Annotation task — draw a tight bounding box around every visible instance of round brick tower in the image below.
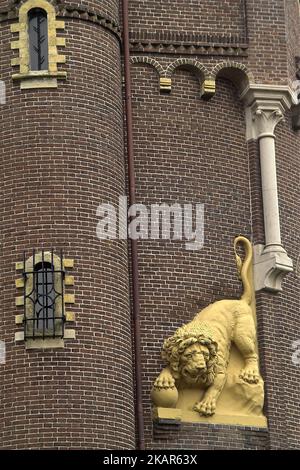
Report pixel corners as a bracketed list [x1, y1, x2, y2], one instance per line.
[0, 0, 135, 449]
[1, 0, 300, 452]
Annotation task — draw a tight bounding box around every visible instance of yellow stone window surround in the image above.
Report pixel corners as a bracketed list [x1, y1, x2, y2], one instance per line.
[15, 252, 76, 349]
[11, 0, 67, 89]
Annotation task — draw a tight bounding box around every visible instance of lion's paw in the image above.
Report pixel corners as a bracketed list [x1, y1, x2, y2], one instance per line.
[154, 372, 175, 390]
[239, 367, 260, 384]
[193, 398, 216, 416]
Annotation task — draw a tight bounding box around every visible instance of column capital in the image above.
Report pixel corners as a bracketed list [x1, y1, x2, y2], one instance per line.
[241, 84, 297, 140]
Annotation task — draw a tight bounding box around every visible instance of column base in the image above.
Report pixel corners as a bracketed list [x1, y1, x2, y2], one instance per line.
[253, 244, 293, 292]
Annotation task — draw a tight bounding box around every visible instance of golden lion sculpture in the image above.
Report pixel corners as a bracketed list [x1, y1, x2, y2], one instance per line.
[152, 236, 262, 417]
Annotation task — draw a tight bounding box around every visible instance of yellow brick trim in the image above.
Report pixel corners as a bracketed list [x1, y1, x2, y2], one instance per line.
[55, 54, 66, 64]
[64, 329, 76, 340]
[66, 312, 75, 322]
[65, 294, 75, 304]
[56, 37, 66, 47]
[65, 275, 74, 286]
[15, 278, 24, 288]
[63, 259, 74, 268]
[11, 23, 20, 33]
[16, 296, 24, 306]
[11, 41, 20, 50]
[15, 314, 24, 325]
[55, 20, 65, 30]
[15, 331, 25, 342]
[11, 0, 67, 89]
[200, 79, 216, 101]
[11, 57, 20, 66]
[15, 261, 24, 270]
[160, 77, 172, 93]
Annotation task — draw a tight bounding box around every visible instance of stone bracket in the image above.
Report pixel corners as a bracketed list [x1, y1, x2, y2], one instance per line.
[253, 244, 293, 292]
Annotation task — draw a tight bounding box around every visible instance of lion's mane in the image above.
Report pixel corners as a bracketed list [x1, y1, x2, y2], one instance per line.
[162, 321, 218, 386]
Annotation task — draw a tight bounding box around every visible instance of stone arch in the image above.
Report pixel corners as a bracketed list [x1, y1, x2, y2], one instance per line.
[130, 56, 164, 77]
[212, 61, 255, 93]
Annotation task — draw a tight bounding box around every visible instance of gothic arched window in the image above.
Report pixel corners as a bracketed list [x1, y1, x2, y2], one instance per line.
[28, 8, 49, 71]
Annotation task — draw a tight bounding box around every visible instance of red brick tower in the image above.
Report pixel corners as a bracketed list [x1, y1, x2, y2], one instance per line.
[0, 0, 135, 449]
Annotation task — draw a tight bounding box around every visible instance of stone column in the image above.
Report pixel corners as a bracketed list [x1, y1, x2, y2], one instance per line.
[241, 85, 297, 292]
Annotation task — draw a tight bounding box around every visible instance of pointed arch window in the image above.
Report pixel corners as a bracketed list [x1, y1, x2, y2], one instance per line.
[28, 8, 49, 71]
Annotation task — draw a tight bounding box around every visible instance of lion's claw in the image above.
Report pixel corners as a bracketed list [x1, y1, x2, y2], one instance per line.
[193, 398, 216, 416]
[239, 367, 259, 384]
[154, 373, 175, 390]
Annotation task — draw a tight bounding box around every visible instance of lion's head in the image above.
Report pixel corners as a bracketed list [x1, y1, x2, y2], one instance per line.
[162, 322, 218, 386]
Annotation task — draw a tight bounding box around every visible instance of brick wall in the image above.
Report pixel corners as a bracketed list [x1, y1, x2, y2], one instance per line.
[0, 0, 299, 451]
[0, 4, 135, 448]
[128, 0, 246, 38]
[128, 2, 300, 450]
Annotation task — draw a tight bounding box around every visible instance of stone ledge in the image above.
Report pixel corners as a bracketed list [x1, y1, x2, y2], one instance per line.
[153, 407, 268, 428]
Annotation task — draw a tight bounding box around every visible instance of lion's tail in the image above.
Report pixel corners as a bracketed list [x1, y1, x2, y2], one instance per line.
[234, 236, 253, 305]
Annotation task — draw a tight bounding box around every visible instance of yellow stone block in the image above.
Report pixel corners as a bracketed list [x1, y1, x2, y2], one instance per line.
[15, 278, 24, 288]
[11, 57, 20, 66]
[66, 312, 75, 322]
[48, 63, 58, 73]
[65, 275, 74, 286]
[64, 329, 76, 340]
[11, 41, 20, 50]
[15, 331, 25, 342]
[15, 314, 24, 325]
[65, 294, 75, 304]
[200, 79, 216, 101]
[160, 77, 172, 92]
[15, 261, 24, 270]
[15, 296, 24, 306]
[63, 259, 74, 268]
[56, 37, 66, 47]
[10, 23, 20, 33]
[56, 55, 66, 64]
[55, 21, 65, 30]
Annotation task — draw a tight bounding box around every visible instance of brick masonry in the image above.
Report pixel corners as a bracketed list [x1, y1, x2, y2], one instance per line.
[0, 0, 299, 450]
[0, 0, 135, 449]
